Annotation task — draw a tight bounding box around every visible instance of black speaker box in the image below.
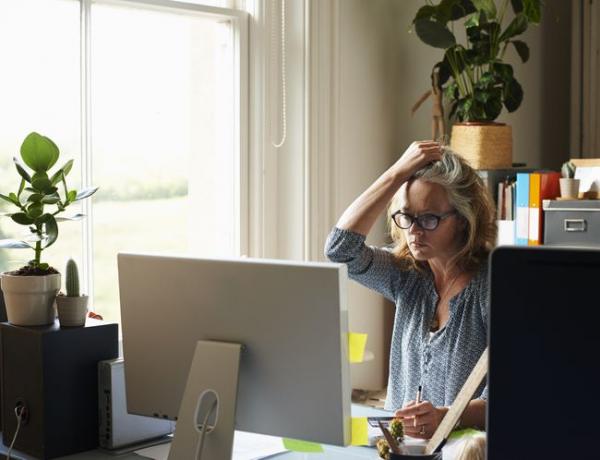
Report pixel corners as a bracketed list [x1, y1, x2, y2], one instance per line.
[0, 319, 118, 459]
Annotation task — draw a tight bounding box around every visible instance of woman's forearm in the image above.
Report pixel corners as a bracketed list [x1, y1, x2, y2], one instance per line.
[336, 166, 407, 235]
[458, 399, 486, 430]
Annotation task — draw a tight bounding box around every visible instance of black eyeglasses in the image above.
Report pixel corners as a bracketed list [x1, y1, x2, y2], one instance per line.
[391, 210, 456, 231]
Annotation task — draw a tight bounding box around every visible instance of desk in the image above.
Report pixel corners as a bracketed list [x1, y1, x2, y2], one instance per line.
[0, 405, 475, 460]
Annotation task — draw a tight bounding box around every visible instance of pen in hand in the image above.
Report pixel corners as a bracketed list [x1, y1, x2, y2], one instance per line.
[414, 384, 422, 427]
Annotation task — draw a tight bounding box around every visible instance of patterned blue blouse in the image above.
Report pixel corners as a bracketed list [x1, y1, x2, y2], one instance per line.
[324, 226, 488, 411]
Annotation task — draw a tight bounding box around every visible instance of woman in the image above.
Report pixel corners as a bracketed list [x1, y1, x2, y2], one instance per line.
[324, 141, 496, 438]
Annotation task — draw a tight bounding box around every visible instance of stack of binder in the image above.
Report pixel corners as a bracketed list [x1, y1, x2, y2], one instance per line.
[514, 172, 561, 245]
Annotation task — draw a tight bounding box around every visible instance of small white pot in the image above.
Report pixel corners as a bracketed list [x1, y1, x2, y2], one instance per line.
[0, 273, 61, 326]
[56, 295, 89, 327]
[559, 178, 580, 199]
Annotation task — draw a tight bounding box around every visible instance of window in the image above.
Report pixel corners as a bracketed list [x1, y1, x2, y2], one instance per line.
[0, 0, 247, 324]
[0, 0, 83, 274]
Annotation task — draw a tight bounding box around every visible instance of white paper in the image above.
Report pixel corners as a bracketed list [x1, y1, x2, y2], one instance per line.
[496, 220, 515, 246]
[134, 431, 287, 460]
[575, 166, 600, 193]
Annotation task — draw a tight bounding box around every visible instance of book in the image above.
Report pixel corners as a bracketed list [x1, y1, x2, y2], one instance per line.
[528, 173, 541, 245]
[528, 172, 561, 245]
[515, 173, 530, 245]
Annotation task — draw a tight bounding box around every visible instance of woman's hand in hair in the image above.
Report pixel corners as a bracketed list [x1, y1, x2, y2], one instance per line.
[392, 141, 443, 182]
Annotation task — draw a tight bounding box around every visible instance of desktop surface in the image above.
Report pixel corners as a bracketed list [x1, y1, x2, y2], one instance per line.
[0, 404, 474, 459]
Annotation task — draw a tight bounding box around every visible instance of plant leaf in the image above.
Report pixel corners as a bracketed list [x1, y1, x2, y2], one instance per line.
[11, 213, 34, 225]
[18, 178, 26, 197]
[55, 214, 85, 221]
[511, 0, 523, 14]
[41, 214, 59, 248]
[13, 158, 32, 183]
[511, 40, 530, 63]
[414, 5, 436, 22]
[27, 193, 44, 203]
[499, 13, 528, 42]
[74, 186, 99, 201]
[32, 177, 53, 193]
[436, 0, 476, 22]
[471, 0, 496, 19]
[0, 194, 14, 205]
[41, 193, 61, 204]
[492, 62, 514, 80]
[0, 239, 32, 249]
[20, 132, 60, 172]
[513, 0, 542, 24]
[27, 203, 44, 219]
[464, 13, 479, 28]
[504, 78, 524, 112]
[8, 192, 21, 206]
[50, 159, 74, 185]
[414, 19, 456, 49]
[449, 0, 476, 20]
[67, 190, 77, 203]
[484, 89, 503, 120]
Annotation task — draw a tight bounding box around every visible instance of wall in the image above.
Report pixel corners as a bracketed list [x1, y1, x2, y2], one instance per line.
[336, 0, 405, 390]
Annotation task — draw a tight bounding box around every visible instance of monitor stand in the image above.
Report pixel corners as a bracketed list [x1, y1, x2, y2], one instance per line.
[168, 340, 242, 460]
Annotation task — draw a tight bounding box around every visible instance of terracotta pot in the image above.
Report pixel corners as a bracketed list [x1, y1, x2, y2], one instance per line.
[450, 122, 512, 169]
[0, 273, 61, 326]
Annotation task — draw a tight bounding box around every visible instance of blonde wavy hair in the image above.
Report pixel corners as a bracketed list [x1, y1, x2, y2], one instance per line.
[387, 149, 496, 273]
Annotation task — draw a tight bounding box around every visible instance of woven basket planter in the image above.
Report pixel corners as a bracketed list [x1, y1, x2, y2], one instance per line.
[450, 122, 512, 169]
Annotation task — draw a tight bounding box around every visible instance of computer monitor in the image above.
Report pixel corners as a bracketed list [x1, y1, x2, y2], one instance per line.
[117, 253, 351, 458]
[488, 246, 600, 459]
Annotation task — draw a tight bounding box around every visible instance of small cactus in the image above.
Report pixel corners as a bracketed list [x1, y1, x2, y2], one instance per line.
[65, 258, 80, 297]
[561, 161, 576, 179]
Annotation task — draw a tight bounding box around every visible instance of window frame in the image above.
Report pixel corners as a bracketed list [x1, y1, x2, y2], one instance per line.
[78, 0, 249, 301]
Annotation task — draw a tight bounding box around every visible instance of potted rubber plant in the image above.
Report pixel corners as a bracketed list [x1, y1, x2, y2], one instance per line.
[411, 0, 543, 168]
[0, 132, 98, 326]
[56, 259, 88, 327]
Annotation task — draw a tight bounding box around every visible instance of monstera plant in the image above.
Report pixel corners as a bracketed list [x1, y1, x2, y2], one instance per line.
[411, 0, 543, 169]
[413, 0, 543, 122]
[0, 132, 98, 326]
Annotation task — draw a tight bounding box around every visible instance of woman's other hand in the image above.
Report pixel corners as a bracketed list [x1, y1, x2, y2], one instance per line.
[392, 141, 443, 182]
[395, 400, 448, 439]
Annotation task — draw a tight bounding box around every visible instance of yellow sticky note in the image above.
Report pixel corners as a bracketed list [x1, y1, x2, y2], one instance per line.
[348, 333, 368, 363]
[282, 438, 324, 452]
[351, 417, 368, 446]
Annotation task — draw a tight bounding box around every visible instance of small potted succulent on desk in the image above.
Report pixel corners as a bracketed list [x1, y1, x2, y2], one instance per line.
[56, 259, 88, 327]
[559, 161, 579, 199]
[0, 132, 98, 326]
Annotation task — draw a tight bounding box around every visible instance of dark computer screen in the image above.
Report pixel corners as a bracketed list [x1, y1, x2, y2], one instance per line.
[487, 246, 600, 459]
